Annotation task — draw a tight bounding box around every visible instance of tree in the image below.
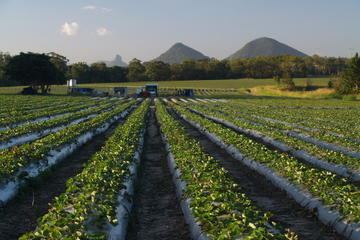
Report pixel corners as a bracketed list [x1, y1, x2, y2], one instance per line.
[145, 61, 171, 81]
[338, 53, 360, 94]
[0, 52, 13, 86]
[5, 52, 65, 94]
[281, 72, 296, 90]
[47, 52, 69, 74]
[67, 62, 90, 83]
[127, 58, 146, 82]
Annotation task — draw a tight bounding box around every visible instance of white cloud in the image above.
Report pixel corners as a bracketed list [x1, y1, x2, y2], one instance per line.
[96, 27, 110, 36]
[61, 22, 79, 36]
[82, 5, 112, 12]
[101, 7, 112, 12]
[82, 5, 96, 10]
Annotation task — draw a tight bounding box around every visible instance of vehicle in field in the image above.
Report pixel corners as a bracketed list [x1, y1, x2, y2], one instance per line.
[113, 87, 128, 97]
[145, 84, 158, 97]
[69, 87, 94, 95]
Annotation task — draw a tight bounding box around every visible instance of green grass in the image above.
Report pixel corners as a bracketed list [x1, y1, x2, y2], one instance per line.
[80, 77, 331, 89]
[0, 77, 331, 95]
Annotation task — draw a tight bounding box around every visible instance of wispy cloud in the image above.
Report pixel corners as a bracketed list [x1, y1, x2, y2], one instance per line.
[82, 5, 96, 10]
[82, 5, 112, 12]
[101, 7, 112, 12]
[61, 22, 79, 36]
[96, 27, 110, 36]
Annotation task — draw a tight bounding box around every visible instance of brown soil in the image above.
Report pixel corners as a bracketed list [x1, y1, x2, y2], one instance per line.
[0, 117, 128, 240]
[126, 105, 191, 240]
[172, 108, 345, 240]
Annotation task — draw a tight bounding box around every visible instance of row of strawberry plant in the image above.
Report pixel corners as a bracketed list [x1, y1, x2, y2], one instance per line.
[0, 95, 89, 115]
[0, 95, 88, 114]
[227, 98, 360, 109]
[0, 96, 91, 119]
[185, 101, 360, 173]
[20, 100, 149, 240]
[0, 98, 111, 128]
[222, 98, 360, 129]
[169, 102, 360, 235]
[223, 101, 360, 151]
[215, 103, 360, 159]
[0, 100, 136, 187]
[0, 99, 127, 146]
[156, 100, 295, 240]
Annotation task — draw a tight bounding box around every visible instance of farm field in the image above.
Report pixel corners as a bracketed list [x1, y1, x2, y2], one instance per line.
[0, 77, 331, 94]
[0, 94, 359, 240]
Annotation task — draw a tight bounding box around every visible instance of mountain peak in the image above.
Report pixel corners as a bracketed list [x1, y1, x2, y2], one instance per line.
[154, 42, 209, 64]
[227, 37, 307, 60]
[101, 54, 127, 67]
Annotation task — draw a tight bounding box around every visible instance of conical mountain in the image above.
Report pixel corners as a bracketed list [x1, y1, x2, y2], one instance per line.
[102, 55, 127, 67]
[154, 42, 209, 64]
[227, 37, 308, 60]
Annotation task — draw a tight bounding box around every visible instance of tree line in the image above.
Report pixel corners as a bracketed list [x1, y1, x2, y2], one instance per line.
[1, 51, 359, 94]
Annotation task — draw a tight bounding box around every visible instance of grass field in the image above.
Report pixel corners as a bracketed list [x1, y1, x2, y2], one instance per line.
[0, 77, 331, 94]
[80, 77, 331, 89]
[2, 77, 358, 100]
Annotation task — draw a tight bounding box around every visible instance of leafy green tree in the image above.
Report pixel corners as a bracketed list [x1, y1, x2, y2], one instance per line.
[273, 75, 281, 85]
[337, 53, 360, 94]
[47, 52, 69, 74]
[127, 58, 146, 82]
[281, 72, 296, 90]
[67, 62, 90, 83]
[0, 52, 13, 86]
[5, 52, 65, 93]
[207, 59, 230, 79]
[145, 61, 171, 81]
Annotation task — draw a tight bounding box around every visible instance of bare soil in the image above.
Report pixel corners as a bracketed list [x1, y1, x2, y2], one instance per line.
[126, 105, 191, 240]
[172, 108, 345, 240]
[0, 117, 127, 240]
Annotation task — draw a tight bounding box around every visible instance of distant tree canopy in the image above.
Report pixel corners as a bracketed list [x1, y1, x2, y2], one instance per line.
[5, 52, 65, 93]
[127, 58, 146, 82]
[144, 61, 171, 81]
[0, 51, 353, 96]
[335, 53, 360, 94]
[0, 52, 12, 86]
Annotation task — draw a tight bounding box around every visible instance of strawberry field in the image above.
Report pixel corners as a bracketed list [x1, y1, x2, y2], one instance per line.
[0, 94, 359, 240]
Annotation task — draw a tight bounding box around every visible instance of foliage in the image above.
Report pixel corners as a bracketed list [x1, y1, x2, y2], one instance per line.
[172, 101, 360, 224]
[127, 58, 147, 82]
[66, 62, 127, 84]
[5, 52, 65, 93]
[144, 61, 171, 81]
[0, 100, 135, 183]
[336, 53, 360, 94]
[280, 72, 295, 90]
[0, 52, 15, 86]
[156, 100, 292, 239]
[20, 101, 148, 239]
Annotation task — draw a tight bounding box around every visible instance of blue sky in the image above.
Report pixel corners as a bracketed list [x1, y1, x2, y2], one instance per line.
[0, 0, 359, 63]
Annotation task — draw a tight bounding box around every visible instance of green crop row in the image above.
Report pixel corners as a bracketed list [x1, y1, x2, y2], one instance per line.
[185, 101, 360, 172]
[156, 100, 295, 240]
[170, 102, 360, 224]
[0, 98, 110, 127]
[0, 99, 127, 143]
[0, 95, 89, 114]
[222, 101, 360, 152]
[20, 100, 149, 240]
[0, 100, 136, 184]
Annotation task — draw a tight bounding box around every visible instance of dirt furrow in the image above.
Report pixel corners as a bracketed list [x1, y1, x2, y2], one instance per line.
[127, 105, 191, 240]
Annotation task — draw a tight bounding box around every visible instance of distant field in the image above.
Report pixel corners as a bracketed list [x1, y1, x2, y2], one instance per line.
[80, 77, 331, 89]
[0, 77, 331, 94]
